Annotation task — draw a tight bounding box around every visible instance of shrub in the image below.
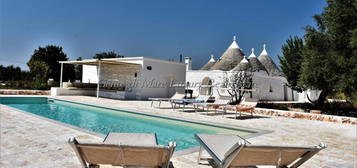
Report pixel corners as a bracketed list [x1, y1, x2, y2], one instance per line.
[0, 81, 50, 90]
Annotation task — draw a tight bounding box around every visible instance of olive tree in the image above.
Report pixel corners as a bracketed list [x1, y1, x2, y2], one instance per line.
[223, 71, 254, 104]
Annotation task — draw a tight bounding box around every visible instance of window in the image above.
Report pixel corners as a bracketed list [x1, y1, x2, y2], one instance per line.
[146, 66, 152, 70]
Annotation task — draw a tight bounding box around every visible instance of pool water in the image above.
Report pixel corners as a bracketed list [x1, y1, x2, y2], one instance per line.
[0, 97, 253, 150]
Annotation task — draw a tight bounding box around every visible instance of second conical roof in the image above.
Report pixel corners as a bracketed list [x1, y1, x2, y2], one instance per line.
[258, 44, 282, 76]
[247, 48, 266, 72]
[200, 54, 216, 70]
[231, 57, 251, 71]
[249, 57, 267, 72]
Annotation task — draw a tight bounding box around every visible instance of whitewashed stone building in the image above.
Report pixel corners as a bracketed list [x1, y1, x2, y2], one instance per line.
[53, 57, 186, 100]
[52, 36, 318, 101]
[185, 36, 301, 101]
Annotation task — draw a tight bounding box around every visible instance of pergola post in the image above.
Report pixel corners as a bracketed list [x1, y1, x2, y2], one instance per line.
[60, 63, 63, 88]
[96, 61, 101, 98]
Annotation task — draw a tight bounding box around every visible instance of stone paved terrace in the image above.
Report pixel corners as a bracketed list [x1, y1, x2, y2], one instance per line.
[0, 96, 356, 168]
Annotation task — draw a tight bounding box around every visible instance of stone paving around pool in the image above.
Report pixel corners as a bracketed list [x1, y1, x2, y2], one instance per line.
[1, 96, 356, 168]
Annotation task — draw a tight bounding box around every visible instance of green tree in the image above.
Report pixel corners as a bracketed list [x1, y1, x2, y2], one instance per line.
[293, 0, 357, 107]
[93, 51, 123, 59]
[223, 71, 254, 104]
[0, 65, 2, 80]
[27, 61, 49, 89]
[350, 28, 357, 106]
[74, 57, 83, 81]
[279, 36, 305, 92]
[299, 26, 336, 106]
[320, 0, 357, 99]
[0, 65, 30, 81]
[27, 45, 75, 83]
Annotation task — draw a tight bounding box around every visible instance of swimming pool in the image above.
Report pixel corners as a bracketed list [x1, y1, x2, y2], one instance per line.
[0, 97, 256, 150]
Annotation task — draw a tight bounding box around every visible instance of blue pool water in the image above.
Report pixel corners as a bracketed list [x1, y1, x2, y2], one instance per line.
[0, 97, 253, 150]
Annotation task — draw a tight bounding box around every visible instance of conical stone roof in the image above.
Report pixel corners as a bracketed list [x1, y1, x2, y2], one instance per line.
[258, 44, 282, 76]
[231, 56, 251, 71]
[200, 54, 216, 70]
[247, 48, 267, 72]
[210, 36, 244, 71]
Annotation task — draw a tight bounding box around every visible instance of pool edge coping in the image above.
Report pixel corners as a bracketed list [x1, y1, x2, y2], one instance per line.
[0, 103, 106, 139]
[0, 95, 273, 156]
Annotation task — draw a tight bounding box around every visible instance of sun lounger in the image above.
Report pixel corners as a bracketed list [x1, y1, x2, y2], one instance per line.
[68, 133, 176, 168]
[171, 94, 211, 109]
[193, 96, 231, 116]
[195, 134, 326, 168]
[149, 92, 186, 108]
[235, 98, 258, 118]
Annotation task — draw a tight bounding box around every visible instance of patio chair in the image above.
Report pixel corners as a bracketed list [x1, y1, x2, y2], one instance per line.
[235, 98, 258, 118]
[195, 134, 326, 168]
[193, 95, 231, 117]
[68, 133, 176, 168]
[148, 92, 186, 108]
[170, 94, 212, 110]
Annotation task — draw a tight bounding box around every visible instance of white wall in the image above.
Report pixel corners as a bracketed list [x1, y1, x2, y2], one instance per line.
[80, 58, 186, 100]
[186, 70, 295, 101]
[82, 65, 98, 83]
[138, 58, 186, 99]
[297, 89, 321, 102]
[186, 70, 225, 97]
[252, 75, 294, 101]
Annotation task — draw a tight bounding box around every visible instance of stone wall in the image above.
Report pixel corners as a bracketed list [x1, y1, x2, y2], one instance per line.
[0, 89, 50, 95]
[50, 88, 95, 96]
[222, 105, 356, 125]
[100, 64, 141, 83]
[253, 108, 356, 125]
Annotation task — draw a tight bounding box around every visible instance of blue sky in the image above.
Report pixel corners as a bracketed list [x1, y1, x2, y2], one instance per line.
[0, 0, 326, 70]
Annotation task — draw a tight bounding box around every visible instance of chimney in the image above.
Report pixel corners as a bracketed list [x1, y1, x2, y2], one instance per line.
[184, 57, 192, 71]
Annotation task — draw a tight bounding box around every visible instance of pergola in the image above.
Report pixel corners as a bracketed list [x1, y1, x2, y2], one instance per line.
[59, 58, 141, 98]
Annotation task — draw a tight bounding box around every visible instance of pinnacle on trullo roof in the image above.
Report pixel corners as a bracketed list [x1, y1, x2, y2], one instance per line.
[248, 48, 266, 72]
[260, 44, 268, 56]
[257, 44, 282, 76]
[209, 54, 215, 62]
[248, 48, 256, 58]
[210, 36, 244, 71]
[228, 35, 240, 49]
[200, 54, 216, 70]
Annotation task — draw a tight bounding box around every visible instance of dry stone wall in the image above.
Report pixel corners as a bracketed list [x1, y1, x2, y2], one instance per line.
[0, 89, 49, 95]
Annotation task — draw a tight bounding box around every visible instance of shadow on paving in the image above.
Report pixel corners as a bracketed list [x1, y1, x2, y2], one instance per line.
[226, 115, 270, 120]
